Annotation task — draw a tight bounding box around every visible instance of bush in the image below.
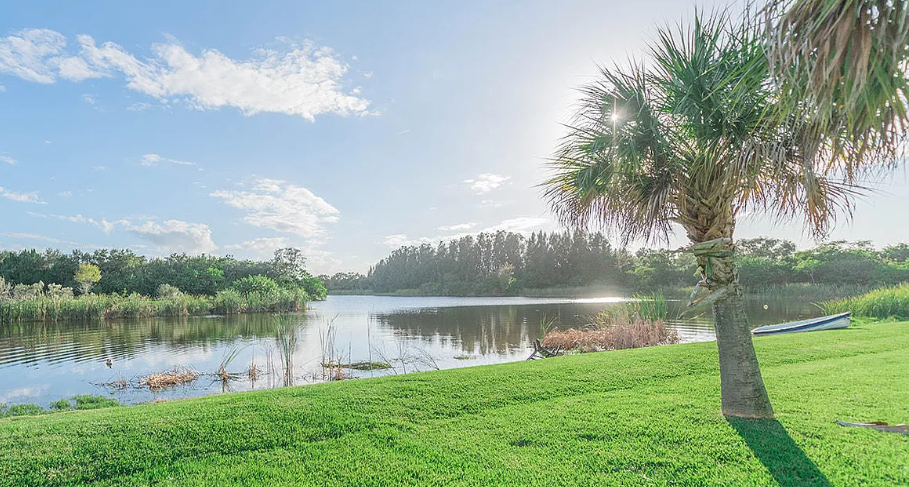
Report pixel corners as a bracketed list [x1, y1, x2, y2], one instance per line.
[232, 275, 280, 297]
[156, 283, 184, 299]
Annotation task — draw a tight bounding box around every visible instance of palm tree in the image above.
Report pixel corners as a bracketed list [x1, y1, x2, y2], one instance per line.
[764, 0, 908, 163]
[544, 11, 897, 418]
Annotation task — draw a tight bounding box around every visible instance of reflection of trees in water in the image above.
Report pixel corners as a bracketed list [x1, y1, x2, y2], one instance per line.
[0, 314, 297, 367]
[372, 304, 600, 356]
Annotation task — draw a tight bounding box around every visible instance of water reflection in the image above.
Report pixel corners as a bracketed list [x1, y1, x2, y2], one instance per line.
[0, 295, 821, 407]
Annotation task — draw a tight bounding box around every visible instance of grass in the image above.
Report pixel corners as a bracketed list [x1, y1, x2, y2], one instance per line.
[0, 289, 309, 324]
[820, 283, 909, 319]
[0, 321, 907, 486]
[1, 395, 118, 419]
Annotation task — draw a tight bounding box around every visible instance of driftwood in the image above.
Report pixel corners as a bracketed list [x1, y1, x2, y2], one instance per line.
[837, 420, 909, 435]
[527, 339, 562, 360]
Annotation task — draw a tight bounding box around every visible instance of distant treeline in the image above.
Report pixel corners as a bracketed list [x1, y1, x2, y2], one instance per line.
[319, 232, 909, 296]
[0, 247, 327, 300]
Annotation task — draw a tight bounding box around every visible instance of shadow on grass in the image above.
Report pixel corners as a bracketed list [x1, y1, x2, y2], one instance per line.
[727, 417, 832, 487]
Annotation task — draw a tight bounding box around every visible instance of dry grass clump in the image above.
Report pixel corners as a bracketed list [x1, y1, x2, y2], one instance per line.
[541, 305, 678, 353]
[139, 367, 199, 389]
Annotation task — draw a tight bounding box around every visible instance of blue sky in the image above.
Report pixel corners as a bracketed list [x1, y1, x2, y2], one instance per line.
[1, 0, 907, 274]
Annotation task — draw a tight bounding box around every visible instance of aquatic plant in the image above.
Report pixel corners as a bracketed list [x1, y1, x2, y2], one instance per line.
[541, 321, 678, 353]
[820, 284, 909, 319]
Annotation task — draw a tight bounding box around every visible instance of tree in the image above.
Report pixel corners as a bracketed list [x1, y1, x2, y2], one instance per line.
[74, 263, 102, 295]
[764, 0, 908, 164]
[270, 248, 308, 285]
[543, 12, 898, 418]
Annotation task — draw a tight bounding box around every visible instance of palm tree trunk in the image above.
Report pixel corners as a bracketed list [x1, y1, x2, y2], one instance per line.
[709, 253, 774, 418]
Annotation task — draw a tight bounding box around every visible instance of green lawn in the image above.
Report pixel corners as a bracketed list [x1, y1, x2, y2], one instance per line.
[1, 321, 907, 486]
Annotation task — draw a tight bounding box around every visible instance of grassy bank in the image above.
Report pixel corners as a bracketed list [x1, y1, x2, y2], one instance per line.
[1, 321, 907, 485]
[821, 283, 909, 319]
[0, 288, 310, 324]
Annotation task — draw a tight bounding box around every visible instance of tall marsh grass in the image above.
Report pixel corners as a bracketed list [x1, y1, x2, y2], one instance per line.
[0, 289, 309, 324]
[819, 283, 909, 319]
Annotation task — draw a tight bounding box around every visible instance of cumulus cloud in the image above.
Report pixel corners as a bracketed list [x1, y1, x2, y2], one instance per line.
[464, 173, 510, 194]
[0, 186, 44, 203]
[211, 177, 339, 237]
[125, 220, 217, 254]
[383, 216, 550, 248]
[140, 153, 198, 168]
[438, 222, 476, 231]
[0, 29, 102, 83]
[0, 28, 371, 121]
[0, 155, 15, 165]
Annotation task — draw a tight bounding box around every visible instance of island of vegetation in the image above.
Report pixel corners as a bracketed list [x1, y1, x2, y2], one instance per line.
[0, 247, 327, 323]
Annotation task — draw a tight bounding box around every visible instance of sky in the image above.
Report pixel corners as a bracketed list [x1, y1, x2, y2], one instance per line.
[1, 0, 907, 275]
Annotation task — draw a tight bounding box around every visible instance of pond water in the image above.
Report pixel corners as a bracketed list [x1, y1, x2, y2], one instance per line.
[0, 294, 823, 407]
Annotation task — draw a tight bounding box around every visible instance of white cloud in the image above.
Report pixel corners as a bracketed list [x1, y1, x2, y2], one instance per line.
[81, 93, 96, 104]
[383, 216, 551, 248]
[93, 165, 106, 170]
[126, 219, 217, 254]
[438, 222, 476, 231]
[58, 190, 72, 197]
[0, 155, 15, 165]
[484, 217, 550, 233]
[80, 34, 369, 120]
[1, 232, 85, 246]
[28, 212, 126, 232]
[0, 29, 371, 120]
[140, 153, 198, 168]
[383, 234, 415, 248]
[0, 28, 102, 83]
[0, 85, 5, 92]
[225, 236, 290, 254]
[26, 212, 215, 253]
[211, 177, 339, 237]
[127, 101, 151, 111]
[0, 186, 44, 203]
[464, 173, 510, 194]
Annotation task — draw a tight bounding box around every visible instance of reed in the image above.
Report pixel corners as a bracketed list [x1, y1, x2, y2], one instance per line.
[541, 320, 678, 352]
[0, 288, 308, 324]
[819, 283, 909, 319]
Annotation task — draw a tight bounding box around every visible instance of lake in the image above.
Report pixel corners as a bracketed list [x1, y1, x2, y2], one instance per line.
[0, 294, 823, 407]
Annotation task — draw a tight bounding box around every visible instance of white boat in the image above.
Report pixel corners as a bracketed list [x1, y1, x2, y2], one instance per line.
[751, 312, 851, 336]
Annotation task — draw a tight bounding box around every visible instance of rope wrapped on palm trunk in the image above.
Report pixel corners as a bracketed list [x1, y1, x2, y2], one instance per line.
[682, 237, 735, 316]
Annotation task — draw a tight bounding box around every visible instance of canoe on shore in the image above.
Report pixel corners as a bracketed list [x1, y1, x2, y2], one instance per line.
[752, 312, 851, 336]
